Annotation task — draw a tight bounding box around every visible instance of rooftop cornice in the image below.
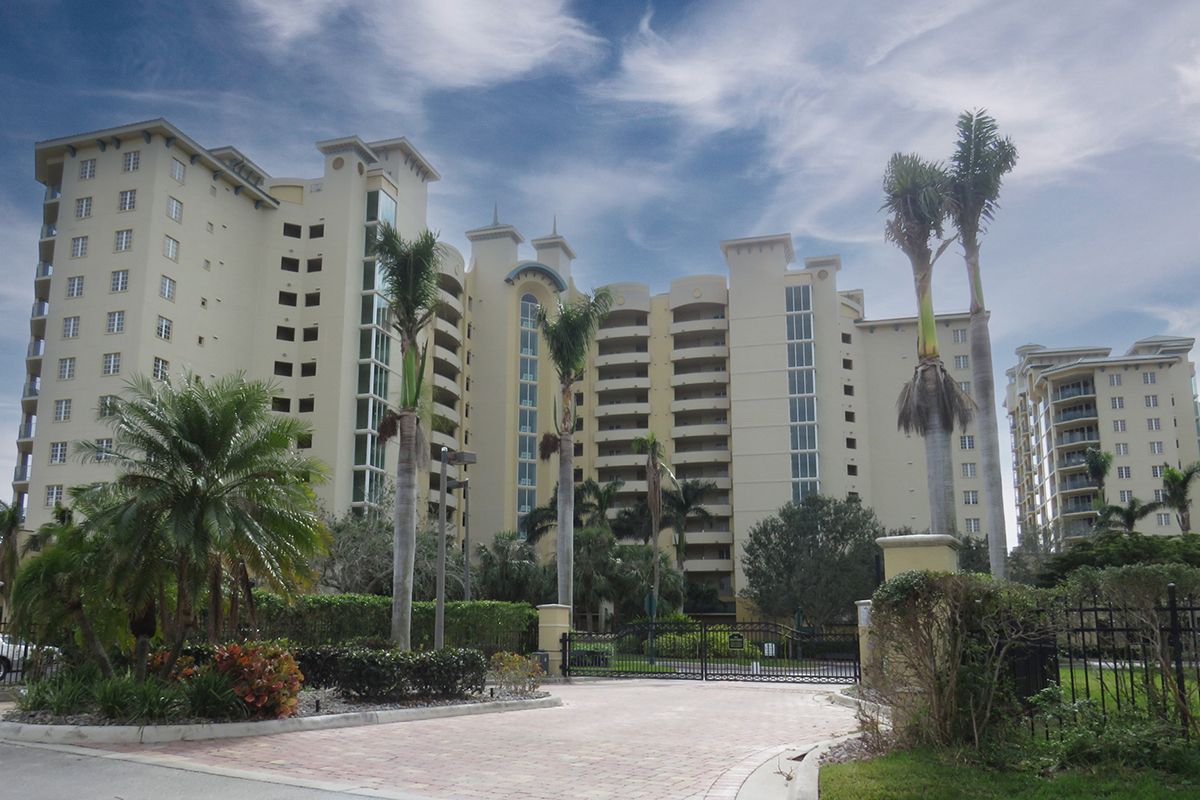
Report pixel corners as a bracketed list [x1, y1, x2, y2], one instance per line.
[365, 137, 441, 182]
[719, 233, 796, 264]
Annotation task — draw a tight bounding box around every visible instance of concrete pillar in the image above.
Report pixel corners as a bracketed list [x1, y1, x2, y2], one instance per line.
[875, 534, 961, 581]
[537, 603, 571, 677]
[855, 599, 875, 686]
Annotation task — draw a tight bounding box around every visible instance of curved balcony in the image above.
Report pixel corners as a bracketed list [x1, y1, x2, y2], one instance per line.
[671, 345, 729, 363]
[683, 558, 733, 573]
[594, 351, 651, 369]
[594, 427, 649, 444]
[593, 454, 645, 470]
[432, 403, 461, 426]
[1054, 430, 1100, 448]
[596, 325, 650, 342]
[683, 531, 734, 546]
[1051, 385, 1095, 403]
[1053, 408, 1098, 425]
[669, 318, 728, 336]
[431, 430, 459, 452]
[1057, 477, 1098, 495]
[611, 480, 648, 495]
[427, 486, 460, 509]
[670, 397, 729, 414]
[1056, 455, 1088, 471]
[432, 372, 461, 400]
[433, 345, 462, 373]
[699, 504, 733, 517]
[595, 376, 651, 393]
[670, 371, 729, 388]
[672, 449, 731, 465]
[437, 289, 463, 316]
[672, 423, 731, 439]
[435, 317, 463, 347]
[594, 401, 651, 419]
[1060, 497, 1099, 516]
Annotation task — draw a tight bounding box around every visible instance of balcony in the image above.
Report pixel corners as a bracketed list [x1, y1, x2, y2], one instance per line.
[36, 262, 53, 279]
[671, 370, 729, 388]
[31, 301, 49, 319]
[22, 381, 40, 399]
[435, 317, 463, 346]
[1054, 408, 1098, 425]
[670, 345, 729, 363]
[1061, 498, 1098, 516]
[1054, 430, 1100, 448]
[39, 224, 57, 240]
[45, 185, 62, 202]
[1052, 385, 1095, 403]
[595, 376, 651, 393]
[594, 351, 651, 368]
[700, 503, 733, 518]
[669, 318, 728, 336]
[1058, 477, 1098, 494]
[596, 325, 650, 342]
[432, 372, 461, 400]
[13, 464, 31, 483]
[17, 422, 35, 440]
[671, 423, 731, 439]
[432, 345, 462, 372]
[683, 558, 733, 573]
[672, 450, 732, 465]
[426, 486, 459, 510]
[437, 289, 463, 315]
[430, 430, 459, 452]
[1056, 455, 1088, 471]
[670, 397, 729, 414]
[594, 427, 649, 444]
[683, 600, 737, 616]
[593, 454, 645, 470]
[682, 531, 734, 546]
[593, 401, 651, 419]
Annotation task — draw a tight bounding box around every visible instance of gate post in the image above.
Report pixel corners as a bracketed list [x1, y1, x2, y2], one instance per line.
[701, 621, 708, 681]
[875, 534, 961, 580]
[537, 604, 571, 677]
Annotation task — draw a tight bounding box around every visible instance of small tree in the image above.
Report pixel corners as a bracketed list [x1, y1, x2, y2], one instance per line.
[1162, 462, 1200, 533]
[740, 494, 884, 630]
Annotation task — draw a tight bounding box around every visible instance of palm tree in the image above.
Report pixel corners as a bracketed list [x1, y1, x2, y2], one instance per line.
[76, 372, 326, 670]
[474, 531, 552, 604]
[1096, 497, 1163, 533]
[578, 478, 625, 529]
[536, 288, 614, 607]
[0, 499, 22, 607]
[372, 224, 443, 649]
[947, 110, 1018, 578]
[662, 479, 716, 571]
[633, 433, 668, 620]
[1084, 447, 1114, 508]
[573, 527, 619, 631]
[1162, 462, 1200, 533]
[612, 500, 653, 544]
[883, 153, 973, 536]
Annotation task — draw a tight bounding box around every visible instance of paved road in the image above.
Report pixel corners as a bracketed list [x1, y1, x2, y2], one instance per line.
[3, 680, 857, 800]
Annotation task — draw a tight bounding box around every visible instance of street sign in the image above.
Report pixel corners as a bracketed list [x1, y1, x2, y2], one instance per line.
[727, 632, 745, 651]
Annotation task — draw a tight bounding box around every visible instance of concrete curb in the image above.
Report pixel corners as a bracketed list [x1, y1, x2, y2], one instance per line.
[0, 694, 563, 745]
[789, 733, 860, 800]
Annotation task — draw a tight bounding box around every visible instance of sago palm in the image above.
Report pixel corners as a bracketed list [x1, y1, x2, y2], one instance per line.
[883, 153, 973, 536]
[1162, 462, 1200, 533]
[947, 109, 1018, 577]
[372, 224, 443, 649]
[536, 287, 614, 607]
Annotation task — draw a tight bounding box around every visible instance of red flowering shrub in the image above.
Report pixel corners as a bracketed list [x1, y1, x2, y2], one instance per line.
[212, 643, 304, 719]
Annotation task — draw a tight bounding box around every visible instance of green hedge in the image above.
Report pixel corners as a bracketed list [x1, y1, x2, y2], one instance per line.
[646, 631, 762, 659]
[253, 592, 537, 654]
[292, 645, 487, 700]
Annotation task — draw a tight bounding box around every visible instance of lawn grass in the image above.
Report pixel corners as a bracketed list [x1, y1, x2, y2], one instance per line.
[820, 747, 1200, 800]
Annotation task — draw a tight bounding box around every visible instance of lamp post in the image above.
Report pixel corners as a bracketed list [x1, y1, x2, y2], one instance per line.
[436, 447, 476, 649]
[444, 479, 471, 601]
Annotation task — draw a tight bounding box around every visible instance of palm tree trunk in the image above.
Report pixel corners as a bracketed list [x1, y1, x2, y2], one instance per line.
[965, 247, 1007, 577]
[71, 605, 114, 679]
[207, 561, 223, 643]
[921, 363, 957, 537]
[557, 384, 575, 608]
[238, 561, 258, 632]
[392, 409, 419, 650]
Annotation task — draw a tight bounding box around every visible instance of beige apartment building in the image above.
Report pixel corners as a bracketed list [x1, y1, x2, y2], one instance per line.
[14, 119, 992, 623]
[1006, 338, 1200, 547]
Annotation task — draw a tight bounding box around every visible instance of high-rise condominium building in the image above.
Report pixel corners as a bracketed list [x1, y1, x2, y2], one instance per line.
[1006, 338, 1200, 547]
[14, 119, 990, 622]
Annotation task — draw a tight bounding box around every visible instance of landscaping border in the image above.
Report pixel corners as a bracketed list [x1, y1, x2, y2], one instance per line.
[0, 695, 562, 745]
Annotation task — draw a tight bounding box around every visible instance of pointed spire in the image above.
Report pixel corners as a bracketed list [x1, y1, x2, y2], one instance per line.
[552, 214, 557, 236]
[492, 203, 499, 226]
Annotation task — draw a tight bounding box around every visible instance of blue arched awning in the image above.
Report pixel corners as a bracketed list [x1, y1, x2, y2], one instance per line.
[504, 262, 567, 293]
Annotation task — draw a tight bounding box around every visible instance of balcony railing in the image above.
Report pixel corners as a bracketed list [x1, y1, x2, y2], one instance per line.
[1054, 430, 1099, 447]
[31, 301, 48, 318]
[36, 262, 53, 278]
[22, 381, 39, 398]
[39, 224, 57, 239]
[45, 185, 61, 201]
[17, 422, 35, 439]
[1058, 477, 1098, 492]
[13, 465, 31, 482]
[1061, 498, 1098, 515]
[1056, 455, 1088, 470]
[1053, 385, 1095, 402]
[27, 340, 44, 358]
[1054, 408, 1098, 424]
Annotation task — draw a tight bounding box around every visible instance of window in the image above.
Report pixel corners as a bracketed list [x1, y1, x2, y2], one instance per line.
[280, 257, 299, 272]
[79, 159, 96, 180]
[107, 310, 125, 333]
[959, 381, 971, 395]
[279, 291, 297, 306]
[963, 490, 979, 505]
[111, 269, 129, 292]
[842, 332, 852, 344]
[272, 397, 291, 412]
[171, 157, 186, 183]
[155, 316, 172, 341]
[302, 327, 319, 342]
[845, 437, 857, 449]
[167, 197, 183, 221]
[1156, 489, 1168, 503]
[304, 292, 320, 307]
[300, 362, 316, 377]
[962, 462, 977, 478]
[58, 357, 75, 380]
[197, 336, 204, 346]
[115, 229, 133, 251]
[960, 435, 975, 450]
[954, 355, 970, 369]
[163, 235, 180, 261]
[1111, 397, 1124, 409]
[1109, 374, 1122, 386]
[119, 189, 136, 211]
[309, 224, 324, 238]
[203, 260, 211, 271]
[276, 326, 296, 341]
[45, 484, 64, 507]
[75, 197, 92, 218]
[274, 361, 294, 377]
[1144, 372, 1156, 384]
[122, 150, 140, 172]
[102, 352, 121, 375]
[842, 358, 853, 370]
[1150, 441, 1164, 455]
[1114, 443, 1129, 455]
[306, 258, 322, 272]
[49, 442, 67, 464]
[843, 385, 854, 396]
[95, 438, 113, 462]
[1113, 420, 1126, 432]
[71, 236, 88, 258]
[66, 276, 84, 297]
[98, 395, 117, 417]
[200, 297, 208, 308]
[847, 464, 858, 476]
[156, 276, 175, 302]
[62, 316, 80, 338]
[1117, 466, 1132, 479]
[152, 357, 169, 380]
[54, 399, 71, 421]
[1153, 465, 1166, 478]
[845, 411, 856, 422]
[1146, 395, 1158, 407]
[1119, 490, 1133, 503]
[298, 398, 315, 413]
[953, 329, 967, 343]
[1148, 418, 1161, 431]
[1157, 513, 1171, 527]
[965, 518, 981, 533]
[283, 223, 302, 238]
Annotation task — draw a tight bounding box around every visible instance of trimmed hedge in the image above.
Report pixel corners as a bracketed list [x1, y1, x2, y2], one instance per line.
[292, 645, 487, 700]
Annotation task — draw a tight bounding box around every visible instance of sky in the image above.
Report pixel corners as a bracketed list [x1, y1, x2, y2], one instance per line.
[1, 0, 1198, 550]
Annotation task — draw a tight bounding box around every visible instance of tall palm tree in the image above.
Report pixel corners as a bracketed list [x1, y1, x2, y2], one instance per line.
[573, 527, 619, 631]
[536, 288, 614, 607]
[662, 479, 716, 570]
[1162, 462, 1200, 533]
[633, 432, 668, 620]
[372, 224, 443, 649]
[473, 531, 552, 604]
[1084, 447, 1114, 508]
[1096, 497, 1163, 533]
[578, 478, 625, 529]
[947, 110, 1018, 578]
[883, 153, 973, 536]
[612, 500, 653, 544]
[0, 499, 22, 607]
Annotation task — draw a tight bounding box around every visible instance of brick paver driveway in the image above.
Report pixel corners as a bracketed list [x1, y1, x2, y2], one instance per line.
[86, 680, 857, 800]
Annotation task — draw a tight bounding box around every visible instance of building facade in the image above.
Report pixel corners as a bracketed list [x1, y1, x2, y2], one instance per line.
[14, 119, 997, 623]
[1006, 338, 1200, 547]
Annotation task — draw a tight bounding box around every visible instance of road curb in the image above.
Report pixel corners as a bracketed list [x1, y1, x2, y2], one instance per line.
[0, 694, 563, 745]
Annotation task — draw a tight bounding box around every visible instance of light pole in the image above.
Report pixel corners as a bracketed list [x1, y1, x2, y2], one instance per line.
[445, 479, 471, 601]
[436, 447, 476, 649]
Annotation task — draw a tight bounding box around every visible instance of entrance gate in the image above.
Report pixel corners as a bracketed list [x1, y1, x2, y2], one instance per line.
[562, 620, 859, 684]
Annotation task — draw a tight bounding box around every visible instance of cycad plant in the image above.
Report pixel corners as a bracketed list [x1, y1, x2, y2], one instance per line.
[883, 153, 973, 536]
[947, 110, 1018, 577]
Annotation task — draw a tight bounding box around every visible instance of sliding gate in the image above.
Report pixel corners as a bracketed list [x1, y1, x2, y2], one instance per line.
[563, 620, 859, 684]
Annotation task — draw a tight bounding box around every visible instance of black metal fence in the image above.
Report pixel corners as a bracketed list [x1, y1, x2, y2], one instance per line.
[564, 620, 859, 684]
[0, 620, 50, 685]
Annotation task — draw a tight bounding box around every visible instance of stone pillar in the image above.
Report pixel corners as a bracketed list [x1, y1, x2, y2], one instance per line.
[875, 534, 961, 581]
[855, 599, 874, 686]
[537, 603, 571, 677]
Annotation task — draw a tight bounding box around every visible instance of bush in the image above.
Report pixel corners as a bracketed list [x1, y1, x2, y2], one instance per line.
[293, 644, 488, 701]
[335, 648, 410, 700]
[92, 673, 139, 719]
[407, 648, 487, 697]
[183, 667, 248, 721]
[212, 643, 304, 719]
[644, 630, 762, 659]
[489, 652, 543, 696]
[128, 678, 184, 722]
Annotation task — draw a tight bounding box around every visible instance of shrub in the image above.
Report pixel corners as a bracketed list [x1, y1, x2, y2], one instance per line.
[92, 673, 139, 719]
[644, 630, 761, 659]
[406, 648, 488, 698]
[212, 643, 303, 719]
[293, 645, 487, 701]
[335, 648, 410, 700]
[128, 678, 184, 722]
[489, 652, 543, 696]
[182, 667, 248, 721]
[291, 644, 345, 690]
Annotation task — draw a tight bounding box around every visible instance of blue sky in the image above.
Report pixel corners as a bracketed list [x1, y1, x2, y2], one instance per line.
[2, 0, 1199, 546]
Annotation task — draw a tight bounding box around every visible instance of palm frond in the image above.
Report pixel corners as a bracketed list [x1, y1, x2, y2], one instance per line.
[896, 360, 975, 435]
[949, 109, 1019, 247]
[537, 288, 615, 385]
